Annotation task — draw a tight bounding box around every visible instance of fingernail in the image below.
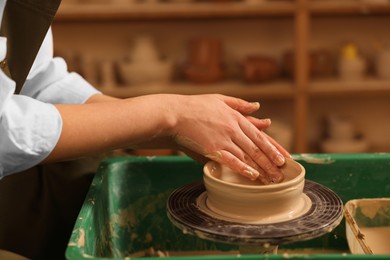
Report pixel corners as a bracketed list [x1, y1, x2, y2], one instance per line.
[258, 176, 271, 185]
[243, 165, 260, 181]
[275, 153, 285, 166]
[270, 173, 284, 183]
[263, 118, 272, 124]
[250, 102, 260, 109]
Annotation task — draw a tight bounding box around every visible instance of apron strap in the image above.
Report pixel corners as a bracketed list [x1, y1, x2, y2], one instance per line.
[0, 0, 62, 94]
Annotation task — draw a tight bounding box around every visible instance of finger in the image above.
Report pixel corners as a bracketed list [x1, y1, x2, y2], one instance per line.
[239, 118, 285, 166]
[245, 117, 291, 158]
[232, 132, 284, 183]
[246, 116, 271, 131]
[205, 150, 266, 182]
[264, 132, 292, 158]
[229, 142, 275, 184]
[237, 121, 286, 184]
[226, 142, 272, 184]
[218, 95, 260, 115]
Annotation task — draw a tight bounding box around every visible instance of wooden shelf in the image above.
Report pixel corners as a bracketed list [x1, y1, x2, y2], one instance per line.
[309, 78, 390, 97]
[310, 0, 390, 16]
[55, 0, 390, 22]
[55, 2, 295, 21]
[52, 0, 390, 153]
[99, 80, 294, 99]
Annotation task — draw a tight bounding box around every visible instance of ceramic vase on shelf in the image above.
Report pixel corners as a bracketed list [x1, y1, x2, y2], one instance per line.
[338, 43, 367, 82]
[118, 36, 173, 86]
[183, 37, 224, 84]
[320, 115, 369, 153]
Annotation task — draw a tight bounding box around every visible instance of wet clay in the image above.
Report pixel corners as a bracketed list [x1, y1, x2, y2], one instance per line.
[202, 158, 312, 224]
[210, 158, 302, 185]
[360, 227, 390, 254]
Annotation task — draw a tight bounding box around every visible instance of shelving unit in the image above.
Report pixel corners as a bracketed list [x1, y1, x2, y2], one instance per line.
[309, 78, 390, 97]
[53, 0, 390, 153]
[310, 0, 390, 15]
[101, 80, 294, 99]
[55, 2, 295, 21]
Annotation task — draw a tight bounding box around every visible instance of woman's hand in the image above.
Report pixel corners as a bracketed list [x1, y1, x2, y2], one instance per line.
[49, 93, 290, 184]
[166, 94, 291, 184]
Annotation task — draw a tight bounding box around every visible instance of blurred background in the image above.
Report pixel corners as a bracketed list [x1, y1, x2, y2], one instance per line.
[52, 0, 390, 155]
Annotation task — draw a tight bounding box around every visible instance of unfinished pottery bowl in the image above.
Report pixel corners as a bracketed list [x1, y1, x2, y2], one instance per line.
[203, 158, 311, 224]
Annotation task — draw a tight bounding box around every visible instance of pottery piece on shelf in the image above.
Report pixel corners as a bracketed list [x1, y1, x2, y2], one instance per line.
[327, 115, 355, 140]
[118, 60, 173, 85]
[310, 49, 335, 78]
[240, 55, 279, 83]
[282, 49, 335, 79]
[375, 48, 390, 80]
[202, 158, 312, 224]
[338, 43, 366, 82]
[183, 37, 224, 84]
[118, 36, 173, 85]
[321, 115, 370, 153]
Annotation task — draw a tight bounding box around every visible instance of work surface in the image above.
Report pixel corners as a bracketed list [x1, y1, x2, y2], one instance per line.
[66, 153, 390, 260]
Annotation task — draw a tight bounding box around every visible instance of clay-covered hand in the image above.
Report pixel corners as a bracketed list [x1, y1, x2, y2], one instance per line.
[169, 94, 290, 184]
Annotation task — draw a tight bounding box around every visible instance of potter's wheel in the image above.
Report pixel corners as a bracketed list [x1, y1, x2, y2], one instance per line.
[167, 180, 343, 246]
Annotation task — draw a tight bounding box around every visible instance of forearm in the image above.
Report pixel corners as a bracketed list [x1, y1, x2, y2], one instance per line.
[85, 93, 119, 103]
[43, 93, 289, 183]
[44, 94, 176, 162]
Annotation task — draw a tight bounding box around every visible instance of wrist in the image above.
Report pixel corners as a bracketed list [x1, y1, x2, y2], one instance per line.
[157, 94, 181, 138]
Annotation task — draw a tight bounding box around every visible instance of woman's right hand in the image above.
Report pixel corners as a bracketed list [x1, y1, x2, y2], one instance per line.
[165, 94, 291, 184]
[50, 93, 290, 184]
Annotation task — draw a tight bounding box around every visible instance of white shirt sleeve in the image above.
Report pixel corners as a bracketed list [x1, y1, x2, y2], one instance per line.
[0, 77, 62, 177]
[22, 28, 101, 104]
[0, 27, 101, 178]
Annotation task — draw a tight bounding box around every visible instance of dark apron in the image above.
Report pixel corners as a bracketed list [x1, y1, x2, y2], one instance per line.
[0, 0, 95, 259]
[0, 163, 95, 259]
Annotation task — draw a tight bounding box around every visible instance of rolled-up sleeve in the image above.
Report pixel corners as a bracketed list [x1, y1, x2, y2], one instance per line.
[0, 78, 62, 177]
[0, 27, 101, 178]
[22, 28, 101, 104]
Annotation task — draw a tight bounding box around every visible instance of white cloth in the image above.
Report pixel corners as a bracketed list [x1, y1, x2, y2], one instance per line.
[0, 1, 101, 177]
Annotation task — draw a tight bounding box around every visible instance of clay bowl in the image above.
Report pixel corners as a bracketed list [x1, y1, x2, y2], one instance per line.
[203, 158, 310, 224]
